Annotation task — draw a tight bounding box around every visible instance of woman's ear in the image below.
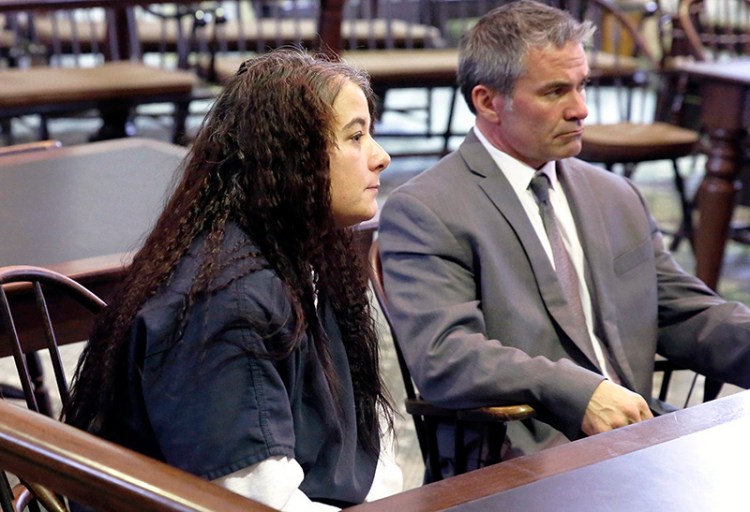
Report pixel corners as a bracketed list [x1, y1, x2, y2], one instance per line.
[472, 85, 504, 124]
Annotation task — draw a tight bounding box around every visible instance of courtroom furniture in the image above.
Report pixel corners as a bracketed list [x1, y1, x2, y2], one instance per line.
[344, 389, 750, 511]
[0, 1, 199, 144]
[577, 0, 700, 252]
[0, 399, 275, 511]
[672, 0, 750, 400]
[367, 238, 535, 481]
[0, 137, 186, 345]
[210, 48, 461, 156]
[0, 266, 106, 415]
[186, 0, 456, 156]
[0, 138, 62, 411]
[671, 59, 750, 403]
[0, 265, 107, 511]
[677, 0, 750, 61]
[0, 137, 185, 267]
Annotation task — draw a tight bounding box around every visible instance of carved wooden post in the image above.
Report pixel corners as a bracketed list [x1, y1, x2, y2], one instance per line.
[693, 81, 747, 291]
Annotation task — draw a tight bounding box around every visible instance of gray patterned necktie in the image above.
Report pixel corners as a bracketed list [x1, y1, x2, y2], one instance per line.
[529, 172, 619, 382]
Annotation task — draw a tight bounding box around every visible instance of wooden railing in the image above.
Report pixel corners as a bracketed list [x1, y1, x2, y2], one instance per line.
[0, 400, 275, 511]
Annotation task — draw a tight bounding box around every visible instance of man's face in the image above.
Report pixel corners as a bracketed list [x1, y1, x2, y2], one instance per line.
[488, 41, 590, 169]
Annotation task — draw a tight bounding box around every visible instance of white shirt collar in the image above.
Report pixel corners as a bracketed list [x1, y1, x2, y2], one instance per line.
[472, 126, 557, 195]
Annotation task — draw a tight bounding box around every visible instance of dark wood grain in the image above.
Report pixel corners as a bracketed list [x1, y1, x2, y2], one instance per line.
[674, 59, 750, 290]
[345, 391, 750, 511]
[0, 400, 276, 511]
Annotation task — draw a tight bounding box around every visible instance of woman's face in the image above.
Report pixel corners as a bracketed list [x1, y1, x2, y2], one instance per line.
[328, 80, 390, 228]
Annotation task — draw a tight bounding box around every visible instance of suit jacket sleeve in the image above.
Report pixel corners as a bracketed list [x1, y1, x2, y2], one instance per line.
[378, 188, 604, 440]
[653, 223, 750, 388]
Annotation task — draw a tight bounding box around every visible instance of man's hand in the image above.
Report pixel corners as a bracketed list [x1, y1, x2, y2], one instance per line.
[581, 380, 653, 436]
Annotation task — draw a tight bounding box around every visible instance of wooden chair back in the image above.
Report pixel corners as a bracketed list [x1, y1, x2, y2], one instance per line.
[0, 265, 105, 416]
[676, 0, 750, 60]
[0, 264, 279, 512]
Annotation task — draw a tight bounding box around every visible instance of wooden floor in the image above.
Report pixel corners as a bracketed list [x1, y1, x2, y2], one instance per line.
[1, 87, 749, 491]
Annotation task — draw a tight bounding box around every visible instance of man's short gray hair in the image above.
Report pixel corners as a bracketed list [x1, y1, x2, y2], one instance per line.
[458, 0, 595, 114]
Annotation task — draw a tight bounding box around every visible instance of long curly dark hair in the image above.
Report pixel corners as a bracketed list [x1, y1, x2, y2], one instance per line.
[64, 49, 392, 456]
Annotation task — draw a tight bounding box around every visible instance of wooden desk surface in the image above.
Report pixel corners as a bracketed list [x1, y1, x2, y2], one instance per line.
[676, 58, 750, 84]
[347, 390, 750, 511]
[0, 137, 187, 268]
[0, 138, 187, 351]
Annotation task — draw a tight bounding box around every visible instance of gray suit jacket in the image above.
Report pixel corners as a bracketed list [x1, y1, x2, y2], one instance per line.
[378, 130, 750, 453]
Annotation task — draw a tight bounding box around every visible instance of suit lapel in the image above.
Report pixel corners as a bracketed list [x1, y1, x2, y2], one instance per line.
[557, 161, 637, 388]
[459, 135, 601, 370]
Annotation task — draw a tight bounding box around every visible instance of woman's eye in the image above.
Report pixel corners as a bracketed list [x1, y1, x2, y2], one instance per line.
[352, 132, 364, 142]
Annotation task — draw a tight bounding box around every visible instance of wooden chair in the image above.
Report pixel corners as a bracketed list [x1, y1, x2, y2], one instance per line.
[0, 141, 61, 409]
[0, 265, 273, 512]
[676, 0, 750, 60]
[576, 0, 701, 252]
[0, 265, 107, 416]
[0, 265, 106, 511]
[366, 238, 535, 482]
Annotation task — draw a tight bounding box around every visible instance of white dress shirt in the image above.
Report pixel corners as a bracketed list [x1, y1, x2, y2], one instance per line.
[474, 127, 615, 381]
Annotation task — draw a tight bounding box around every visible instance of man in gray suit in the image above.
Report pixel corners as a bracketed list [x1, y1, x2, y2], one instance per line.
[378, 0, 750, 470]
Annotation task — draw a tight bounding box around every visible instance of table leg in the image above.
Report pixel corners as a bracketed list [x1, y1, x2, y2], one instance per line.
[692, 80, 748, 402]
[693, 83, 747, 291]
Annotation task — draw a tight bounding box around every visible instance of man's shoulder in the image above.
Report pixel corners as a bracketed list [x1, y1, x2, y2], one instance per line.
[386, 149, 472, 202]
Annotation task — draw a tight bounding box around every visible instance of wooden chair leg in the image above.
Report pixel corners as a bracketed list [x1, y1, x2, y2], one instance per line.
[423, 416, 444, 483]
[1, 471, 14, 512]
[454, 420, 467, 476]
[440, 87, 459, 156]
[172, 101, 190, 145]
[25, 352, 52, 417]
[668, 158, 695, 252]
[703, 378, 723, 402]
[0, 384, 25, 401]
[482, 422, 507, 468]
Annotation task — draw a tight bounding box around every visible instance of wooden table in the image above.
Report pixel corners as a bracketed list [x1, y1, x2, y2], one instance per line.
[675, 59, 750, 291]
[0, 137, 185, 267]
[346, 390, 750, 511]
[0, 137, 186, 350]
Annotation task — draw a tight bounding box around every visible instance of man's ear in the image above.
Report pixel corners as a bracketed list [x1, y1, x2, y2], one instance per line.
[472, 85, 505, 124]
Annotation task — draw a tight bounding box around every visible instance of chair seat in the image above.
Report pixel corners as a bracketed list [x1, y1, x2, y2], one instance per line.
[580, 122, 700, 163]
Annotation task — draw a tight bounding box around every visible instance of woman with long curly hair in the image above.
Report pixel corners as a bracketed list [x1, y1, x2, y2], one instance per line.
[64, 48, 399, 510]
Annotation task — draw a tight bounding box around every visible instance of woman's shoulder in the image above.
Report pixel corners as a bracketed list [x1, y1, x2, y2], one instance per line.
[141, 224, 290, 326]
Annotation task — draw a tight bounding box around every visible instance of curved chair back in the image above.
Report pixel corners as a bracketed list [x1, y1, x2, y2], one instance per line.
[0, 265, 106, 512]
[0, 265, 105, 415]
